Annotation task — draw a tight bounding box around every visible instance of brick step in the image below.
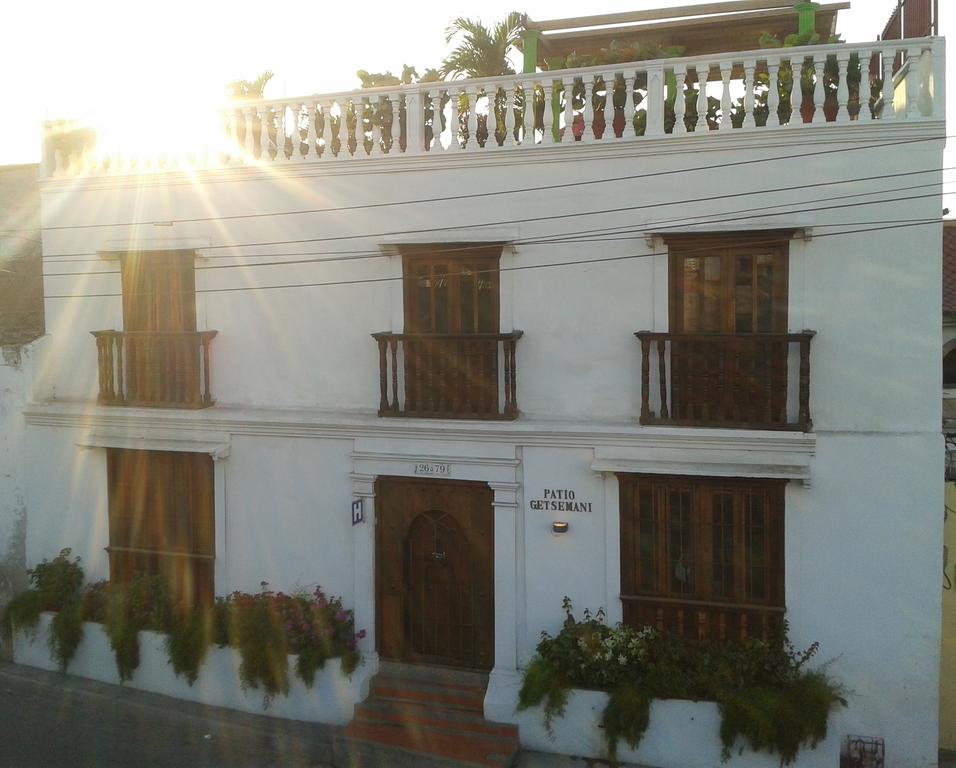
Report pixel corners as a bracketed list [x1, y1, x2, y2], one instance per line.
[354, 699, 518, 738]
[369, 681, 486, 713]
[342, 719, 518, 768]
[340, 665, 518, 768]
[378, 661, 489, 688]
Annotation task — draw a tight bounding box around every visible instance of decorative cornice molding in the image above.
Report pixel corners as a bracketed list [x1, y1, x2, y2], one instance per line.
[38, 122, 944, 193]
[25, 402, 817, 454]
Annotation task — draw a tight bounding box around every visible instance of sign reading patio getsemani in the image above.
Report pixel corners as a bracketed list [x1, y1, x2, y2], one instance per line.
[529, 488, 593, 513]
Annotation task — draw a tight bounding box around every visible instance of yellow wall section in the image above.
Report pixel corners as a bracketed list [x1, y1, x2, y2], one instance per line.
[942, 483, 956, 751]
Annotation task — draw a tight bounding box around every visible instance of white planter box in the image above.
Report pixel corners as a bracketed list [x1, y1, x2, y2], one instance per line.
[516, 687, 843, 768]
[13, 613, 371, 725]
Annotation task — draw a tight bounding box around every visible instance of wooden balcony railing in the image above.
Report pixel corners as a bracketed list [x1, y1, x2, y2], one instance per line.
[92, 330, 217, 408]
[622, 595, 785, 642]
[372, 332, 522, 420]
[635, 331, 814, 431]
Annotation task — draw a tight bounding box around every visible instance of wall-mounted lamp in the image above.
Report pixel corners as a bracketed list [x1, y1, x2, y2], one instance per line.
[552, 521, 569, 534]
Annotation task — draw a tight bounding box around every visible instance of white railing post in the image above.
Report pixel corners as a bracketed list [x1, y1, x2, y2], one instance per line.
[581, 74, 595, 143]
[541, 80, 554, 145]
[244, 106, 256, 158]
[673, 65, 687, 134]
[407, 89, 425, 154]
[719, 61, 733, 130]
[743, 58, 757, 129]
[882, 48, 897, 120]
[622, 72, 637, 139]
[466, 87, 479, 149]
[695, 63, 709, 132]
[905, 44, 922, 119]
[859, 51, 873, 122]
[503, 84, 516, 147]
[562, 77, 576, 143]
[811, 54, 826, 124]
[390, 93, 402, 153]
[449, 89, 462, 151]
[835, 50, 851, 123]
[932, 39, 946, 120]
[789, 56, 803, 126]
[646, 64, 665, 137]
[306, 101, 318, 159]
[767, 57, 781, 127]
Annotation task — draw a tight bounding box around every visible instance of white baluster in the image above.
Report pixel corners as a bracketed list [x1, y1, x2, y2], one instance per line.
[503, 85, 516, 147]
[258, 105, 271, 159]
[646, 65, 665, 137]
[905, 45, 922, 119]
[428, 91, 444, 151]
[622, 72, 636, 139]
[789, 56, 803, 126]
[524, 83, 537, 145]
[835, 51, 851, 123]
[305, 101, 318, 159]
[767, 58, 781, 127]
[673, 65, 687, 135]
[719, 61, 733, 130]
[695, 63, 709, 132]
[318, 102, 331, 158]
[390, 93, 402, 153]
[596, 74, 609, 140]
[581, 74, 594, 142]
[226, 110, 241, 164]
[811, 55, 826, 124]
[371, 97, 384, 155]
[244, 107, 256, 158]
[449, 89, 462, 150]
[466, 88, 479, 149]
[743, 58, 756, 129]
[562, 77, 576, 143]
[859, 51, 873, 122]
[882, 48, 897, 120]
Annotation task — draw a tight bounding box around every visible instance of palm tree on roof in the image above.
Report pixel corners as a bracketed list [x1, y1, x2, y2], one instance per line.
[439, 12, 525, 80]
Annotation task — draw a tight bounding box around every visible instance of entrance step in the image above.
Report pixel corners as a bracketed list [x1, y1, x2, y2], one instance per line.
[339, 665, 519, 768]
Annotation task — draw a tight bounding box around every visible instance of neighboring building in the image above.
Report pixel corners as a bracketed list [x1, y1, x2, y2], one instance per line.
[14, 2, 946, 766]
[942, 219, 956, 754]
[0, 163, 44, 623]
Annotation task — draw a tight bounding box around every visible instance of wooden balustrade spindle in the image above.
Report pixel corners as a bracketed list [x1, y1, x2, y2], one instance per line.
[656, 341, 669, 419]
[640, 337, 651, 421]
[562, 78, 576, 143]
[811, 55, 826, 124]
[377, 338, 388, 413]
[673, 65, 687, 134]
[882, 49, 896, 121]
[390, 338, 400, 413]
[767, 59, 781, 127]
[799, 335, 811, 429]
[695, 63, 709, 131]
[743, 59, 757, 128]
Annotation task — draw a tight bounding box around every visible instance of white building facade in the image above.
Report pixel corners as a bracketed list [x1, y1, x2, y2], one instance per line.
[21, 34, 946, 767]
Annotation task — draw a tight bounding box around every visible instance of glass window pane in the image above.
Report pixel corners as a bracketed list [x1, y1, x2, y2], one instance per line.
[639, 489, 657, 591]
[668, 490, 694, 594]
[712, 492, 734, 599]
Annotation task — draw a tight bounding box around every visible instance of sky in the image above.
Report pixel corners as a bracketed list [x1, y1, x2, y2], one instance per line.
[0, 0, 947, 170]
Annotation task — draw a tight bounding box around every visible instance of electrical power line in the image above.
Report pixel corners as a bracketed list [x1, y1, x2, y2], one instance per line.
[42, 218, 942, 300]
[33, 133, 946, 238]
[40, 179, 954, 278]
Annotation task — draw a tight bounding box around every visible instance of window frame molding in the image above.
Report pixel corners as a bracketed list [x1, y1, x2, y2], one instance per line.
[78, 431, 228, 595]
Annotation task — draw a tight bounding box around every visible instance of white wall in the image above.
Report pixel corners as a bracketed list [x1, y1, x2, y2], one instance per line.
[23, 121, 947, 766]
[0, 345, 32, 609]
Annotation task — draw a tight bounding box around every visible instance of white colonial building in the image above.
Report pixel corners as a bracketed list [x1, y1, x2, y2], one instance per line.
[15, 2, 946, 766]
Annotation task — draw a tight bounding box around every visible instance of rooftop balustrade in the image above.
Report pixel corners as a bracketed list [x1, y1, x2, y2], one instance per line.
[42, 38, 943, 178]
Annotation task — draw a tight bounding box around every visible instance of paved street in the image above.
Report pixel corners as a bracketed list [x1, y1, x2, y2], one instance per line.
[0, 662, 598, 768]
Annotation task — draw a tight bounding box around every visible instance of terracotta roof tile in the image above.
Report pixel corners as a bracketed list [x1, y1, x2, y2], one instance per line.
[944, 223, 956, 314]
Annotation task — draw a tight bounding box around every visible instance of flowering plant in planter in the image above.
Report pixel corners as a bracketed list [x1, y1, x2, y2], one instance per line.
[518, 598, 845, 764]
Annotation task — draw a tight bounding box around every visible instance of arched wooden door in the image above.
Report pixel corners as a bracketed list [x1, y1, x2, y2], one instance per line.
[376, 478, 494, 670]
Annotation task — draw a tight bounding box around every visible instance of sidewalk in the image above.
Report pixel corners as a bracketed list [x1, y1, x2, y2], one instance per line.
[0, 661, 609, 768]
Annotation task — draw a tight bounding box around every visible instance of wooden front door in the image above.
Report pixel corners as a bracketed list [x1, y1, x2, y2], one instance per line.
[376, 477, 494, 670]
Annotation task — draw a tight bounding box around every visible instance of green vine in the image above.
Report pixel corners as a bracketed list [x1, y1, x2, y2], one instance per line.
[230, 588, 289, 702]
[165, 610, 211, 686]
[519, 599, 845, 765]
[105, 575, 172, 682]
[48, 600, 84, 671]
